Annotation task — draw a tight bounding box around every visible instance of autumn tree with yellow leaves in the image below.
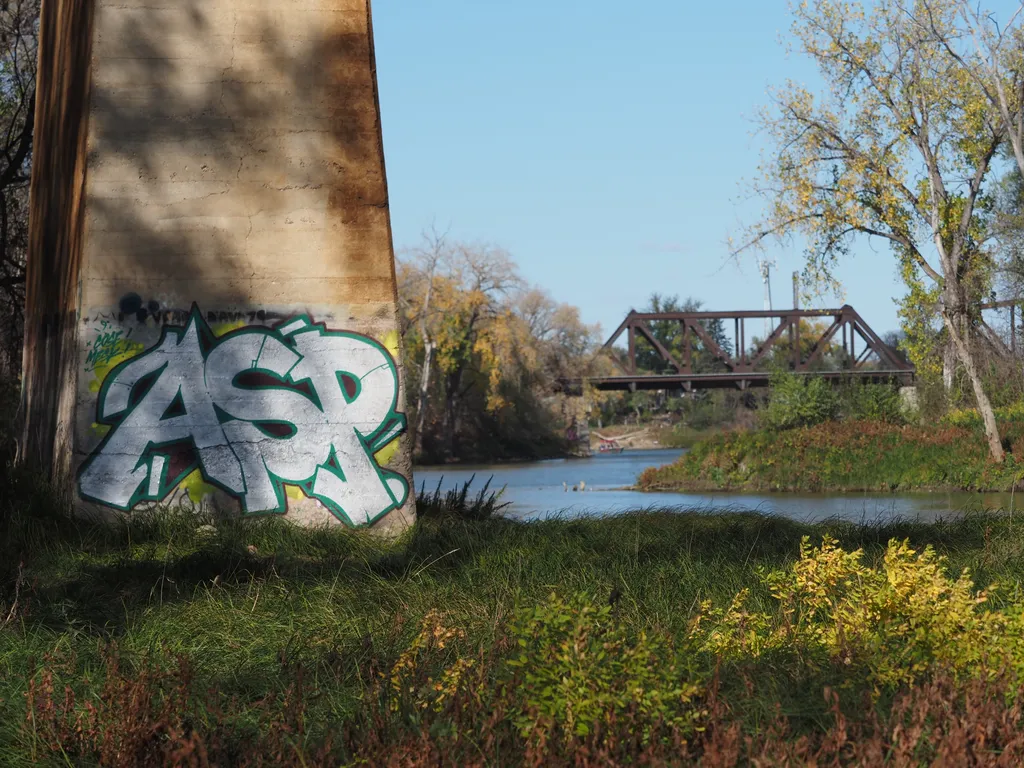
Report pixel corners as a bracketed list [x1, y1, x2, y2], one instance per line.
[398, 233, 600, 463]
[736, 0, 1012, 460]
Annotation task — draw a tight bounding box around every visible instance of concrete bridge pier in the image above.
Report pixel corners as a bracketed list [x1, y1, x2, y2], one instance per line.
[20, 0, 415, 531]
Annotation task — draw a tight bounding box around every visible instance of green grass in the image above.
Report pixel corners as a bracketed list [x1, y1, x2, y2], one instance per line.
[7, 468, 1024, 764]
[651, 423, 729, 450]
[639, 419, 1024, 493]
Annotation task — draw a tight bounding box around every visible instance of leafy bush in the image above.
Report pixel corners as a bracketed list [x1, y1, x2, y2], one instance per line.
[692, 536, 1024, 690]
[840, 380, 906, 423]
[760, 371, 839, 430]
[504, 592, 703, 739]
[761, 372, 905, 431]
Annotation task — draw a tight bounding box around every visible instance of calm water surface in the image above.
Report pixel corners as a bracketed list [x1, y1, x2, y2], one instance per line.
[414, 449, 1018, 524]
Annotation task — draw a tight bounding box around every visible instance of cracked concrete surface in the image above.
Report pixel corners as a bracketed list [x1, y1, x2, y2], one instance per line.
[82, 0, 396, 307]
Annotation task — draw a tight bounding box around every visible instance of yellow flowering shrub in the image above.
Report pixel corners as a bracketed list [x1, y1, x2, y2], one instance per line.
[693, 536, 1024, 692]
[944, 401, 1024, 429]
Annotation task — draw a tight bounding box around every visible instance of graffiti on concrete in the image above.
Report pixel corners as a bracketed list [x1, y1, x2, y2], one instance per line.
[96, 292, 291, 329]
[78, 307, 409, 527]
[84, 319, 139, 373]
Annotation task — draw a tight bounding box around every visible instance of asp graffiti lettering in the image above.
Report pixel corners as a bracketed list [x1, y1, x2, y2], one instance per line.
[78, 308, 409, 527]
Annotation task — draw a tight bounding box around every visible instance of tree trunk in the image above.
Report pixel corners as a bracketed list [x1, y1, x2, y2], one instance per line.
[442, 369, 463, 460]
[943, 339, 955, 393]
[944, 309, 1004, 462]
[413, 340, 434, 457]
[412, 264, 437, 458]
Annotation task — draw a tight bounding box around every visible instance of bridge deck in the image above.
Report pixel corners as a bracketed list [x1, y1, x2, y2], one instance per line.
[566, 368, 914, 394]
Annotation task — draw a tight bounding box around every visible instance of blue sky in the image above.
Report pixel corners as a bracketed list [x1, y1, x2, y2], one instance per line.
[372, 0, 908, 340]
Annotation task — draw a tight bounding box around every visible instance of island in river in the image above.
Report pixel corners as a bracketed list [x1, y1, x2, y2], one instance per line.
[637, 419, 1024, 494]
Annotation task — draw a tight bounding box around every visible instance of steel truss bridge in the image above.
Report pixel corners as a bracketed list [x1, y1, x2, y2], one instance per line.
[561, 305, 914, 393]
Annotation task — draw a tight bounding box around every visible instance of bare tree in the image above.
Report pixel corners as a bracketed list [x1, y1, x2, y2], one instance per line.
[399, 226, 451, 456]
[0, 1, 38, 377]
[919, 2, 1024, 388]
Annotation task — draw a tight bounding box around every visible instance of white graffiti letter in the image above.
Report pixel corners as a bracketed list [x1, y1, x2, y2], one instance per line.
[79, 317, 242, 509]
[204, 331, 330, 513]
[290, 330, 408, 525]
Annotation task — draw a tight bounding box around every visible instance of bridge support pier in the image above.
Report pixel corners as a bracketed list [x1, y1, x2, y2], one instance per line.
[21, 0, 415, 531]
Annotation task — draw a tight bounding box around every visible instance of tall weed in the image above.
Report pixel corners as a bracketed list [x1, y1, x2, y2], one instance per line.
[761, 371, 839, 430]
[415, 476, 510, 521]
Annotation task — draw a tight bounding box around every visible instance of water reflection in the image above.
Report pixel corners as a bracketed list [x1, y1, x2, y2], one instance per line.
[414, 449, 1018, 524]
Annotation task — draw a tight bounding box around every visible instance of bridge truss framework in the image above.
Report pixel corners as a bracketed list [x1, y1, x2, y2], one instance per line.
[566, 305, 914, 393]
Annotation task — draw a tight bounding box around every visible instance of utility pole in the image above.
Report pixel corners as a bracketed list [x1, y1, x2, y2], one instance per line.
[756, 255, 776, 338]
[1012, 303, 1017, 357]
[793, 271, 800, 310]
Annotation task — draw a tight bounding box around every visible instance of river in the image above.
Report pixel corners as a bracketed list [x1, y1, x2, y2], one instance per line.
[414, 449, 1019, 523]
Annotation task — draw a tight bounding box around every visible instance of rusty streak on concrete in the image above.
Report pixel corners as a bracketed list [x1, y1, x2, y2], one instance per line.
[21, 0, 97, 484]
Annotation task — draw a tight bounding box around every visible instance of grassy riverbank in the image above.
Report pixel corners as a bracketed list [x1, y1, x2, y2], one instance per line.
[638, 418, 1024, 493]
[7, 474, 1024, 764]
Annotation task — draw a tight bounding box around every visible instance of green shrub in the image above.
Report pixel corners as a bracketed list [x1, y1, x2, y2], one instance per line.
[761, 371, 839, 430]
[761, 372, 904, 431]
[840, 381, 906, 423]
[504, 592, 702, 740]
